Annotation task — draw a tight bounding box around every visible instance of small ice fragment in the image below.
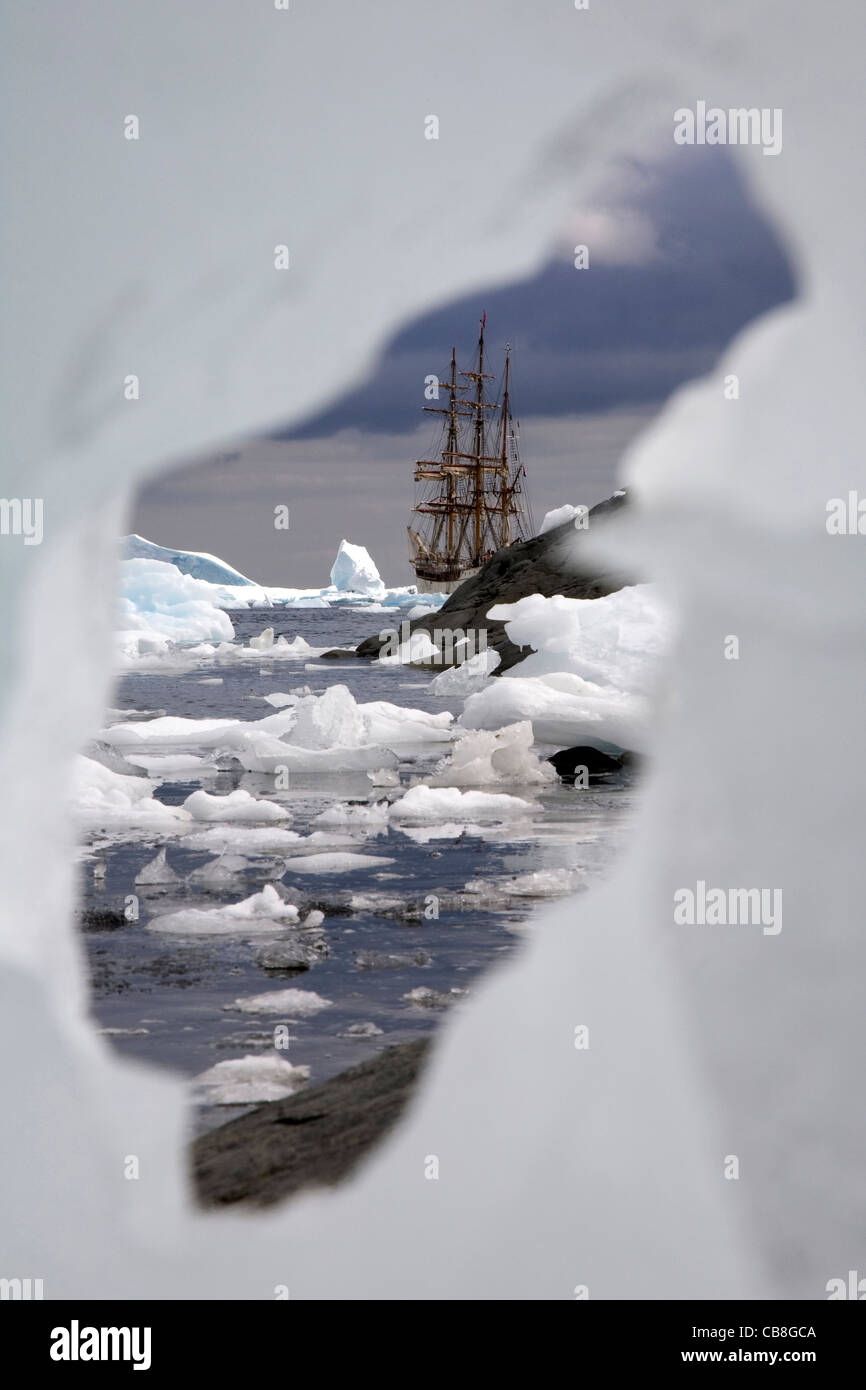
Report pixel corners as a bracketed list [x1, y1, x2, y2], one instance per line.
[135, 847, 182, 885]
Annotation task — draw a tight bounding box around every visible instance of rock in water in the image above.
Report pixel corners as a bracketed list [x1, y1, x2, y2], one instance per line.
[547, 745, 638, 783]
[192, 1039, 431, 1207]
[355, 492, 633, 671]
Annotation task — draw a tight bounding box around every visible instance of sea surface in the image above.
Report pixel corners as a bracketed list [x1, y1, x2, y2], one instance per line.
[79, 607, 636, 1130]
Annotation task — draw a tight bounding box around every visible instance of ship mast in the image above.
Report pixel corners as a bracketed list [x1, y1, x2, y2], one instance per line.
[460, 312, 494, 563]
[499, 348, 511, 547]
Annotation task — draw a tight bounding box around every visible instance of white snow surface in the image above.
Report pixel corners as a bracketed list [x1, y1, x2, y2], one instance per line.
[2, 0, 861, 1304]
[538, 504, 584, 534]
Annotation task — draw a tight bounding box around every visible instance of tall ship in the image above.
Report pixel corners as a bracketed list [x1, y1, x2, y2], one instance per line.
[408, 314, 533, 593]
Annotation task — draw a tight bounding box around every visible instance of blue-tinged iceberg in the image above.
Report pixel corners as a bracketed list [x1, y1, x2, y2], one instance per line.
[120, 534, 257, 586]
[116, 536, 447, 661]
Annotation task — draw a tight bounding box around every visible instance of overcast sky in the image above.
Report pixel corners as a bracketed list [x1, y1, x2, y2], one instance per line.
[132, 147, 794, 587]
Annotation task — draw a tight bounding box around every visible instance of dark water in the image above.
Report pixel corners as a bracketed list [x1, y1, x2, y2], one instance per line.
[80, 607, 635, 1127]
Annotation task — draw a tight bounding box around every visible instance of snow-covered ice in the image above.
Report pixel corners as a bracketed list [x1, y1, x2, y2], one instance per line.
[538, 504, 585, 534]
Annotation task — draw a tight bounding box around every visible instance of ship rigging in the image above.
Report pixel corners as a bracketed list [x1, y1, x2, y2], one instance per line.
[408, 315, 533, 593]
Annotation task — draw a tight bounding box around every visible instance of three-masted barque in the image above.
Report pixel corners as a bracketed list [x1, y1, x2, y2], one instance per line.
[408, 315, 533, 593]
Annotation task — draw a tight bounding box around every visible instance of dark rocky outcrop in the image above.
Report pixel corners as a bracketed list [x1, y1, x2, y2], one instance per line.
[355, 491, 632, 672]
[192, 1038, 431, 1208]
[546, 745, 639, 783]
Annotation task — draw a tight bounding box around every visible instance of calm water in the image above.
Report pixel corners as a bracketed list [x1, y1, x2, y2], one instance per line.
[80, 607, 636, 1127]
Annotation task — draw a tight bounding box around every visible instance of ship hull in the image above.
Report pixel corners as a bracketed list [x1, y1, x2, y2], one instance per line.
[413, 566, 480, 595]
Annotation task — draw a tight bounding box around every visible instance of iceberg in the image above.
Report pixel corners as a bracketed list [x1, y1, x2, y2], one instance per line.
[120, 534, 256, 586]
[116, 559, 236, 659]
[115, 544, 446, 667]
[329, 539, 386, 597]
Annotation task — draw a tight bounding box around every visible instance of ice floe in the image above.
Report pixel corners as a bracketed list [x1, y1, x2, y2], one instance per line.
[426, 722, 556, 787]
[72, 756, 192, 838]
[183, 788, 290, 824]
[224, 988, 332, 1017]
[389, 785, 538, 823]
[134, 847, 182, 886]
[147, 883, 299, 935]
[428, 647, 500, 695]
[283, 851, 396, 874]
[193, 1055, 310, 1105]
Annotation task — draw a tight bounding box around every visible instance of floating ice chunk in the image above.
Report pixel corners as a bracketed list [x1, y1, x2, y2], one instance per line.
[427, 721, 556, 787]
[341, 1022, 384, 1037]
[368, 767, 400, 787]
[538, 504, 584, 534]
[284, 851, 396, 874]
[117, 558, 236, 653]
[461, 674, 641, 752]
[313, 802, 389, 832]
[135, 847, 182, 886]
[290, 683, 368, 749]
[389, 784, 537, 823]
[330, 539, 386, 597]
[124, 753, 207, 776]
[466, 867, 584, 898]
[100, 714, 238, 751]
[181, 826, 302, 853]
[71, 756, 192, 837]
[362, 700, 453, 746]
[147, 883, 299, 935]
[376, 630, 438, 666]
[248, 626, 275, 650]
[302, 910, 325, 928]
[428, 647, 500, 695]
[183, 788, 290, 824]
[403, 986, 469, 1009]
[186, 853, 257, 887]
[224, 988, 332, 1017]
[193, 1055, 309, 1105]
